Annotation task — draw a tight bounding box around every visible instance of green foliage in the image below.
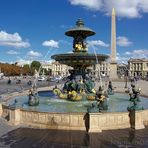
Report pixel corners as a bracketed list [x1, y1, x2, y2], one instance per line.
[30, 61, 41, 74]
[22, 64, 30, 75]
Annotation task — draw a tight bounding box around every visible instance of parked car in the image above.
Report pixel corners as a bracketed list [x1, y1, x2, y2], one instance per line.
[50, 77, 59, 82]
[50, 76, 62, 82]
[38, 76, 45, 81]
[55, 76, 62, 81]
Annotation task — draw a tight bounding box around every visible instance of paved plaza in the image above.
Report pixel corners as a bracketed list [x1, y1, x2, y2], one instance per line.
[0, 77, 52, 95]
[0, 78, 148, 147]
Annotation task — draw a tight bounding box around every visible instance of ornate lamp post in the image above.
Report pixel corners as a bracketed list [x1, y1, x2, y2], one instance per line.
[124, 68, 128, 88]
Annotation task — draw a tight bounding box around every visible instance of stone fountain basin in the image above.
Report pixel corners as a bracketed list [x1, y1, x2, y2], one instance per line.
[1, 88, 148, 132]
[6, 90, 148, 113]
[51, 53, 109, 67]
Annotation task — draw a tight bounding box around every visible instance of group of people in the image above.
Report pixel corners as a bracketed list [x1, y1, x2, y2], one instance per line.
[7, 77, 33, 86]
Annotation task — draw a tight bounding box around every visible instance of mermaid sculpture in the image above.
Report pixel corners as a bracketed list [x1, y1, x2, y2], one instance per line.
[127, 84, 143, 111]
[129, 84, 141, 102]
[87, 86, 108, 112]
[28, 88, 39, 106]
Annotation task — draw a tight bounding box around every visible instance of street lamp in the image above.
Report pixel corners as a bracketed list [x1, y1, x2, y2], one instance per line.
[124, 68, 128, 88]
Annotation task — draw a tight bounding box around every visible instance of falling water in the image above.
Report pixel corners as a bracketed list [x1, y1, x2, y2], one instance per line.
[32, 48, 55, 90]
[92, 46, 102, 87]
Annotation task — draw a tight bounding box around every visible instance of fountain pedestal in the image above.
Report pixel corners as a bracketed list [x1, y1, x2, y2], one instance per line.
[9, 108, 21, 126]
[88, 113, 102, 133]
[129, 110, 145, 130]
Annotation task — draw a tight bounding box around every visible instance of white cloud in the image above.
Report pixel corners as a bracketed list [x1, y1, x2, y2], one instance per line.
[116, 55, 129, 64]
[40, 60, 53, 64]
[0, 31, 30, 48]
[124, 49, 148, 58]
[69, 0, 102, 11]
[27, 50, 42, 57]
[69, 0, 148, 18]
[125, 51, 131, 55]
[133, 49, 148, 55]
[117, 49, 148, 63]
[103, 0, 140, 18]
[7, 50, 19, 55]
[42, 40, 59, 48]
[16, 59, 32, 66]
[88, 40, 109, 47]
[117, 36, 132, 47]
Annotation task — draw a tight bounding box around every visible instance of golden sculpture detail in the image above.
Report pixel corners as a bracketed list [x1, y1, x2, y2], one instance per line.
[53, 87, 96, 101]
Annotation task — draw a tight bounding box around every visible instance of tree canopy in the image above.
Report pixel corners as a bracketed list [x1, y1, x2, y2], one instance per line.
[30, 61, 41, 74]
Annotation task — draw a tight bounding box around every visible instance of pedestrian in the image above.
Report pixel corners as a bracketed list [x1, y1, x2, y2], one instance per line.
[7, 78, 11, 84]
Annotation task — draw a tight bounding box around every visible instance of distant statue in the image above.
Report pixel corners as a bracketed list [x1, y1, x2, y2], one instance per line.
[108, 81, 114, 95]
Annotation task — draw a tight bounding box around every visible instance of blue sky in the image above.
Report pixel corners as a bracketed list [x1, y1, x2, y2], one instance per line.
[0, 0, 148, 65]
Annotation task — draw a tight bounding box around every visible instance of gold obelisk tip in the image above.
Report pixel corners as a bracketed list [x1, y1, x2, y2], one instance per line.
[112, 8, 115, 15]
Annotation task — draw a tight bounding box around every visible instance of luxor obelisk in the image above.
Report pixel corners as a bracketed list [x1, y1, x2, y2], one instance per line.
[110, 8, 118, 79]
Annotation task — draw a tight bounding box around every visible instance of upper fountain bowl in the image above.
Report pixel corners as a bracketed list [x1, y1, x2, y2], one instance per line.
[65, 18, 95, 38]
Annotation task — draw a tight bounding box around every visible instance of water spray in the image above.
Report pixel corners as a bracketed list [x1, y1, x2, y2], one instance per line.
[92, 46, 102, 87]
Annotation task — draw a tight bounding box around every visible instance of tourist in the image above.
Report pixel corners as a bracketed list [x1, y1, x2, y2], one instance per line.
[7, 78, 11, 84]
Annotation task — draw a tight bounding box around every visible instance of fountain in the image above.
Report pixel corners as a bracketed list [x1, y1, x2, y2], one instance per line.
[51, 19, 108, 101]
[1, 19, 148, 132]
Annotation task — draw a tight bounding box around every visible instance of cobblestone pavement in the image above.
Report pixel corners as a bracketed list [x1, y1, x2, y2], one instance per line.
[0, 78, 148, 147]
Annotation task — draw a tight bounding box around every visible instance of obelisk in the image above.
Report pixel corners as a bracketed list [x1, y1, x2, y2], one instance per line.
[110, 8, 118, 80]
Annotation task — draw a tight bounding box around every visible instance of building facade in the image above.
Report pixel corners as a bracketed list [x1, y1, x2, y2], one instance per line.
[42, 61, 110, 79]
[90, 61, 110, 79]
[117, 63, 128, 78]
[128, 58, 148, 78]
[42, 61, 72, 77]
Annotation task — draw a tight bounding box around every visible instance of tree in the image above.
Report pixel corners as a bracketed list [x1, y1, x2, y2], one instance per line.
[0, 63, 20, 76]
[30, 61, 41, 75]
[22, 64, 30, 75]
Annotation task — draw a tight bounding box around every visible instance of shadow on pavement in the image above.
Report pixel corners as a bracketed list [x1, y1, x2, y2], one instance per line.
[0, 126, 148, 148]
